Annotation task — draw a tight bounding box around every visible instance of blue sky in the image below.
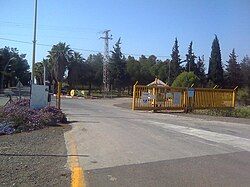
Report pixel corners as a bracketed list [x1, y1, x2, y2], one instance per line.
[1, 0, 250, 70]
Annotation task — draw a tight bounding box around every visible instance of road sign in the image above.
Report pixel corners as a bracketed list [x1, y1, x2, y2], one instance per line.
[16, 80, 23, 88]
[141, 92, 149, 104]
[188, 88, 195, 97]
[173, 92, 181, 105]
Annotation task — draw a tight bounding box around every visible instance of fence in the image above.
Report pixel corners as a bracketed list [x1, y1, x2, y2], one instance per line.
[132, 82, 237, 112]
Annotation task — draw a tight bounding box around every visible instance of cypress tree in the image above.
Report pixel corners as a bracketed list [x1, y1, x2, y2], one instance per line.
[196, 56, 207, 87]
[225, 49, 242, 88]
[109, 38, 127, 92]
[170, 38, 182, 84]
[208, 35, 224, 86]
[240, 56, 250, 89]
[185, 41, 197, 73]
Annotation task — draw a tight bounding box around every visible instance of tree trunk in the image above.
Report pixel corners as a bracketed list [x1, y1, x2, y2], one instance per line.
[88, 82, 92, 96]
[57, 81, 62, 109]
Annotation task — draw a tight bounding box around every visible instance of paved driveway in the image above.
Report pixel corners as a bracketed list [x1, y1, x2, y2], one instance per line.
[62, 98, 250, 187]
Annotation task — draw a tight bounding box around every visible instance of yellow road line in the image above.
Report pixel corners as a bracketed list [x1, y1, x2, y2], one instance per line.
[69, 133, 86, 187]
[71, 166, 85, 187]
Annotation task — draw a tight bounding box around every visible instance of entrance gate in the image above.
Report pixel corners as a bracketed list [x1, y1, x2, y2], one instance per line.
[132, 82, 237, 112]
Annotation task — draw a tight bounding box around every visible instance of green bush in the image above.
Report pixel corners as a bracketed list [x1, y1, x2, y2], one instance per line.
[194, 107, 250, 118]
[237, 88, 250, 105]
[172, 71, 198, 87]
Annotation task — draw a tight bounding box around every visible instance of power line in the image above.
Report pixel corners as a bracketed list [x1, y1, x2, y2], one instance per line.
[0, 21, 184, 59]
[0, 37, 182, 59]
[0, 37, 100, 53]
[0, 20, 101, 32]
[0, 32, 90, 40]
[0, 37, 32, 44]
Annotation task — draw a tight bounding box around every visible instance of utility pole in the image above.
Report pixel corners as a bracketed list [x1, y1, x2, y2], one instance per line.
[43, 64, 46, 85]
[31, 0, 38, 84]
[100, 30, 112, 94]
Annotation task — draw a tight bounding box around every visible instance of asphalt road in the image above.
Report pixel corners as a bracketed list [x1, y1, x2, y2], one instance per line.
[62, 98, 250, 187]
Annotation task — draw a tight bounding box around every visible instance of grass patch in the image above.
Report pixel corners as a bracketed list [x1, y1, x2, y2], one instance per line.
[193, 107, 250, 119]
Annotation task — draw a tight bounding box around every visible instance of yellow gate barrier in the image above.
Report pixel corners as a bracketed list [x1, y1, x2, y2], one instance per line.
[132, 82, 237, 112]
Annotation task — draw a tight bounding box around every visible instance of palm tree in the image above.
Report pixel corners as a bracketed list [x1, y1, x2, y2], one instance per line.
[67, 52, 85, 89]
[47, 42, 73, 108]
[47, 42, 73, 82]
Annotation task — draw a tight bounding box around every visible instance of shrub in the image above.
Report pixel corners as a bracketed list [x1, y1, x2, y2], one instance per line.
[193, 107, 250, 119]
[237, 88, 250, 106]
[0, 99, 67, 133]
[39, 106, 67, 125]
[3, 99, 30, 127]
[172, 71, 199, 87]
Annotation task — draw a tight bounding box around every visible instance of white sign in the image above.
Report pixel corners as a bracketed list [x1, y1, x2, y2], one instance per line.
[30, 84, 49, 109]
[141, 92, 149, 104]
[188, 88, 195, 97]
[173, 92, 181, 105]
[141, 92, 149, 97]
[16, 80, 23, 88]
[166, 93, 173, 99]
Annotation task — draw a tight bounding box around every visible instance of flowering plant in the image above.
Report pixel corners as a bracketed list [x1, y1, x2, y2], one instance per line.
[0, 99, 67, 133]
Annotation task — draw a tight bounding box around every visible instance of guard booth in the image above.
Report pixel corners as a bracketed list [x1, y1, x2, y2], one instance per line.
[132, 78, 237, 112]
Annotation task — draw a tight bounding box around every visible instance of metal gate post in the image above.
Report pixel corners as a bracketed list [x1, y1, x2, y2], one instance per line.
[232, 86, 238, 107]
[132, 81, 138, 110]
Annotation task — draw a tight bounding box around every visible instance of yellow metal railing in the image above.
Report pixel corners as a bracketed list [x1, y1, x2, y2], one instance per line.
[132, 84, 237, 112]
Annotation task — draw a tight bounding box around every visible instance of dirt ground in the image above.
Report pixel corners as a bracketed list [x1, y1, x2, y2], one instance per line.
[0, 125, 71, 187]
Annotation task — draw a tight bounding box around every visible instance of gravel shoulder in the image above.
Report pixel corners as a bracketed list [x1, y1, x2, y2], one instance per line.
[0, 125, 71, 187]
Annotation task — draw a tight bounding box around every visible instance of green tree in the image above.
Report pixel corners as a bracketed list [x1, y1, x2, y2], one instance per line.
[225, 49, 242, 88]
[170, 38, 182, 84]
[0, 47, 30, 88]
[109, 38, 127, 92]
[139, 55, 155, 84]
[185, 41, 197, 73]
[208, 35, 224, 86]
[148, 55, 158, 77]
[84, 53, 103, 94]
[34, 58, 53, 85]
[126, 55, 141, 84]
[67, 52, 85, 89]
[172, 71, 198, 87]
[34, 62, 44, 85]
[240, 55, 250, 89]
[156, 60, 169, 83]
[47, 42, 73, 82]
[196, 56, 207, 87]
